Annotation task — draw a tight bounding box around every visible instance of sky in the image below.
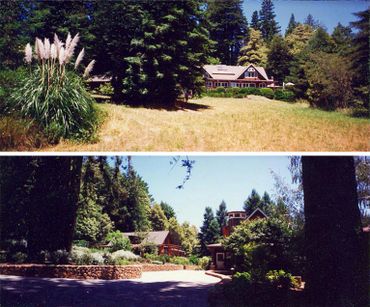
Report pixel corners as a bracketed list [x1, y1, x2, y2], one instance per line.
[242, 0, 369, 33]
[127, 155, 294, 228]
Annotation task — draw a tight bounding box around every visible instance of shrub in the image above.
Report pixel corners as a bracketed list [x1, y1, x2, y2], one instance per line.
[50, 249, 70, 264]
[274, 89, 295, 102]
[97, 83, 114, 95]
[169, 256, 190, 265]
[0, 68, 27, 114]
[90, 252, 105, 264]
[198, 256, 211, 270]
[9, 33, 98, 141]
[265, 270, 297, 290]
[11, 252, 27, 264]
[111, 250, 140, 261]
[189, 255, 199, 265]
[139, 242, 158, 255]
[0, 116, 47, 150]
[106, 231, 131, 252]
[214, 86, 226, 93]
[259, 88, 274, 99]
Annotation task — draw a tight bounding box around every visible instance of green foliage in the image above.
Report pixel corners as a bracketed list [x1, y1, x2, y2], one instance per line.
[223, 218, 297, 278]
[259, 88, 274, 99]
[160, 201, 176, 220]
[259, 0, 280, 42]
[180, 221, 199, 255]
[188, 255, 200, 265]
[266, 269, 297, 289]
[206, 0, 248, 65]
[106, 231, 131, 252]
[199, 207, 220, 255]
[150, 204, 168, 231]
[198, 256, 211, 270]
[216, 200, 228, 233]
[238, 29, 268, 66]
[139, 242, 158, 255]
[97, 83, 114, 95]
[273, 90, 295, 102]
[10, 69, 98, 141]
[285, 14, 297, 36]
[305, 52, 353, 109]
[169, 256, 190, 265]
[0, 68, 27, 114]
[0, 116, 47, 150]
[266, 35, 292, 84]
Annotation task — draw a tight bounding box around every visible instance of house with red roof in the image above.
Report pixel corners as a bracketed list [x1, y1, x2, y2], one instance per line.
[203, 64, 275, 89]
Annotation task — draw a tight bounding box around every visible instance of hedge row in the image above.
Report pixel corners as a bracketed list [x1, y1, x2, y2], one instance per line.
[204, 87, 295, 102]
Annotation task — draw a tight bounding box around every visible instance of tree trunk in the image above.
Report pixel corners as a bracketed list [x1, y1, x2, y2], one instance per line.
[302, 156, 365, 306]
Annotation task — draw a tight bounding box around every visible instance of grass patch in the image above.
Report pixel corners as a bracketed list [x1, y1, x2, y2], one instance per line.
[28, 96, 370, 152]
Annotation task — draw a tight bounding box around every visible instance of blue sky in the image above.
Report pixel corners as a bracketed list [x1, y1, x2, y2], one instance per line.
[243, 0, 369, 33]
[128, 156, 294, 228]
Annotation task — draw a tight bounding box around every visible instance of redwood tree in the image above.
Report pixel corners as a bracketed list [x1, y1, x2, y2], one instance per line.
[302, 156, 366, 306]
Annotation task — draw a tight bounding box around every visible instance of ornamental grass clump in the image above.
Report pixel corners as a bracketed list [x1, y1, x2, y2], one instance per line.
[10, 33, 98, 141]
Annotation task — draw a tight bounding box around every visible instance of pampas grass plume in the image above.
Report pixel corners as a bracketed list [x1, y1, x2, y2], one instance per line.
[50, 43, 57, 59]
[75, 48, 85, 69]
[44, 38, 51, 59]
[59, 47, 65, 65]
[83, 60, 95, 78]
[24, 43, 32, 64]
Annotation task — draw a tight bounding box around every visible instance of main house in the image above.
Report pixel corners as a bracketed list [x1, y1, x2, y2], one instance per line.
[122, 230, 185, 257]
[203, 64, 275, 89]
[207, 208, 268, 270]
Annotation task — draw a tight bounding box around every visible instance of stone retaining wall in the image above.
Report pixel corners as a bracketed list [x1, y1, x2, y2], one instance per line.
[0, 263, 200, 280]
[0, 264, 142, 280]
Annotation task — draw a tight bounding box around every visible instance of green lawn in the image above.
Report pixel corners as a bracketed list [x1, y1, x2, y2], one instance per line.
[41, 95, 369, 152]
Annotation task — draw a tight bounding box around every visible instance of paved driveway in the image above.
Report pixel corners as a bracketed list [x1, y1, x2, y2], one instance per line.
[0, 270, 219, 307]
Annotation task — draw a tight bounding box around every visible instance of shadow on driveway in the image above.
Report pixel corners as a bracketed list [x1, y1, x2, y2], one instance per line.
[0, 274, 216, 307]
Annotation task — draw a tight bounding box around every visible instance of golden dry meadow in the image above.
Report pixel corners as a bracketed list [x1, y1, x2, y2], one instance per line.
[44, 96, 369, 152]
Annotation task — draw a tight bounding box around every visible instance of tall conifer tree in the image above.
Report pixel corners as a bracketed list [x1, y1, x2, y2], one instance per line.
[259, 0, 280, 42]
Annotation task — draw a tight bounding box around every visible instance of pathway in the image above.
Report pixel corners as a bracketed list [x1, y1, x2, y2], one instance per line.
[0, 270, 219, 307]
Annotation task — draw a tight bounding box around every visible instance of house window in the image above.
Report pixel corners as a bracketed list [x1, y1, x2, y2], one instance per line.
[259, 83, 266, 88]
[246, 67, 256, 78]
[235, 213, 240, 217]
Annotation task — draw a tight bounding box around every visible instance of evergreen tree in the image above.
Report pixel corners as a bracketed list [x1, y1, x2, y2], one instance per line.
[266, 35, 292, 84]
[285, 14, 298, 36]
[75, 157, 113, 244]
[150, 204, 168, 231]
[206, 0, 248, 65]
[238, 29, 268, 66]
[167, 217, 183, 246]
[0, 157, 82, 262]
[124, 0, 212, 105]
[199, 207, 220, 255]
[0, 0, 29, 69]
[259, 0, 280, 42]
[350, 9, 369, 112]
[285, 24, 314, 56]
[304, 13, 318, 29]
[260, 191, 274, 214]
[250, 10, 260, 30]
[243, 189, 262, 216]
[160, 201, 176, 220]
[332, 23, 353, 56]
[216, 200, 228, 233]
[306, 27, 335, 53]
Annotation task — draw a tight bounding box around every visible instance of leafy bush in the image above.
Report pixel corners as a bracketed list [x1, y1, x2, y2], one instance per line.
[0, 116, 47, 150]
[0, 68, 27, 114]
[11, 252, 27, 264]
[214, 87, 226, 93]
[259, 88, 274, 99]
[139, 242, 158, 255]
[273, 89, 295, 102]
[50, 249, 70, 264]
[188, 255, 199, 265]
[144, 253, 170, 264]
[73, 240, 89, 248]
[265, 270, 297, 290]
[8, 33, 98, 141]
[198, 256, 211, 270]
[169, 256, 190, 265]
[106, 231, 131, 252]
[111, 250, 140, 261]
[97, 83, 114, 95]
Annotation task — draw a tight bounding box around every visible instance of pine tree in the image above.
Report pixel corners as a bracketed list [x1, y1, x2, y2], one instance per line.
[266, 35, 292, 84]
[238, 29, 268, 66]
[304, 13, 318, 29]
[332, 23, 353, 56]
[199, 207, 220, 255]
[160, 201, 176, 220]
[216, 200, 228, 234]
[251, 10, 260, 30]
[285, 24, 314, 56]
[259, 0, 280, 42]
[306, 27, 335, 53]
[124, 0, 212, 105]
[150, 204, 168, 231]
[285, 14, 298, 36]
[206, 0, 248, 65]
[350, 9, 369, 111]
[243, 189, 262, 215]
